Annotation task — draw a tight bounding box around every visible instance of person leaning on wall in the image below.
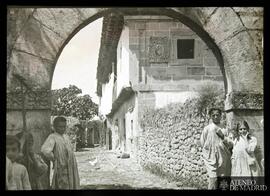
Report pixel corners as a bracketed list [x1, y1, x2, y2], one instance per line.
[16, 131, 48, 189]
[230, 120, 262, 177]
[200, 108, 232, 189]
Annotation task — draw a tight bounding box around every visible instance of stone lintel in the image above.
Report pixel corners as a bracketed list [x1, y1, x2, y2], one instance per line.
[225, 91, 263, 111]
[7, 89, 51, 110]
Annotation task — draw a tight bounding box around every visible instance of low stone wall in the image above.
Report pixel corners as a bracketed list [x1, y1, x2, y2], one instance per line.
[138, 99, 222, 189]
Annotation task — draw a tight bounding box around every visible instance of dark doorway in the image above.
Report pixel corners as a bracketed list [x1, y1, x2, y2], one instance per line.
[108, 129, 112, 150]
[123, 118, 126, 151]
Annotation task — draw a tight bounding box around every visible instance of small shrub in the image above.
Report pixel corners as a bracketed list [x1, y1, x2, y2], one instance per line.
[194, 80, 225, 117]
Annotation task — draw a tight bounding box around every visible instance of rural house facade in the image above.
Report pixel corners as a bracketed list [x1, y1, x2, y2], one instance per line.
[97, 15, 224, 157]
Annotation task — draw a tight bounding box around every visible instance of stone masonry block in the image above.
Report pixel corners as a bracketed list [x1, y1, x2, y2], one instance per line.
[157, 75, 171, 81]
[127, 22, 136, 30]
[170, 29, 195, 37]
[239, 14, 263, 29]
[203, 48, 215, 57]
[129, 37, 139, 45]
[173, 76, 189, 80]
[220, 31, 262, 93]
[145, 67, 167, 77]
[135, 22, 146, 29]
[203, 76, 215, 80]
[33, 8, 84, 39]
[233, 7, 263, 14]
[187, 64, 204, 67]
[14, 17, 63, 61]
[169, 63, 187, 67]
[171, 22, 178, 28]
[129, 30, 139, 37]
[159, 22, 173, 29]
[167, 66, 187, 77]
[145, 30, 154, 37]
[130, 48, 140, 58]
[129, 44, 139, 51]
[9, 50, 53, 88]
[7, 8, 35, 54]
[215, 76, 225, 81]
[248, 30, 263, 62]
[187, 67, 205, 75]
[150, 63, 168, 67]
[233, 7, 263, 29]
[146, 22, 160, 30]
[177, 22, 183, 28]
[203, 57, 218, 67]
[186, 75, 202, 80]
[205, 67, 222, 75]
[154, 31, 170, 37]
[205, 7, 245, 43]
[203, 75, 224, 81]
[75, 8, 104, 21]
[141, 92, 156, 99]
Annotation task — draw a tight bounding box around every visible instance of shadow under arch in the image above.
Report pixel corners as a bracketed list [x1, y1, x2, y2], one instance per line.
[50, 7, 227, 95]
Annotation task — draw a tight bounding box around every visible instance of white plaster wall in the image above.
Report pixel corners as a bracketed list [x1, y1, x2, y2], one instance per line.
[117, 26, 130, 96]
[99, 72, 114, 116]
[154, 91, 198, 109]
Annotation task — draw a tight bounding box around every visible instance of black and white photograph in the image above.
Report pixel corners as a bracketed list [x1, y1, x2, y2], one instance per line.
[5, 7, 265, 190]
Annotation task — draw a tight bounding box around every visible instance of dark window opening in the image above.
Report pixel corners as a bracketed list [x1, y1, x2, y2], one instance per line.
[177, 39, 194, 59]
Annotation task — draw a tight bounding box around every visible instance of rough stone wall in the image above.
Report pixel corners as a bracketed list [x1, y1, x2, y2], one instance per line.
[138, 100, 226, 189]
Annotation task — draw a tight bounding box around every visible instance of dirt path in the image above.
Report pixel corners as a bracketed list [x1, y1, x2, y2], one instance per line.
[75, 146, 184, 190]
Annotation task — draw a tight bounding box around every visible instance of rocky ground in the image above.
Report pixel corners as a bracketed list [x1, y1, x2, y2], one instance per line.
[75, 146, 193, 190]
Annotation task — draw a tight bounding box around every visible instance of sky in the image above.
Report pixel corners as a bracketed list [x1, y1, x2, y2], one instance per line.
[51, 18, 103, 104]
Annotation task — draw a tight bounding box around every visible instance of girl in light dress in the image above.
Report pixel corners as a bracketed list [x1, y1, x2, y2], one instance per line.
[230, 120, 262, 177]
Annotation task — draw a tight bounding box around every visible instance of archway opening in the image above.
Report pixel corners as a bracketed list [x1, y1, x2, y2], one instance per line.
[48, 9, 228, 189]
[7, 8, 238, 190]
[96, 11, 227, 189]
[50, 17, 106, 187]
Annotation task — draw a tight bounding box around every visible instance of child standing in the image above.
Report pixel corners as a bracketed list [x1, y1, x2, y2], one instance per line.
[231, 120, 262, 177]
[41, 116, 80, 189]
[6, 135, 31, 190]
[200, 108, 232, 189]
[6, 156, 14, 189]
[18, 132, 48, 189]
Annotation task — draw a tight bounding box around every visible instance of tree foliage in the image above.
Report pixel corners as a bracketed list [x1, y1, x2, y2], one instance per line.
[51, 85, 98, 120]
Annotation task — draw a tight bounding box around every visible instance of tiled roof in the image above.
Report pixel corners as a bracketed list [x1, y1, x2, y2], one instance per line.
[106, 87, 135, 117]
[96, 13, 124, 96]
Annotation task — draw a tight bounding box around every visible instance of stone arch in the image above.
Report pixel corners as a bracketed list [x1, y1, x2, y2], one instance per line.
[7, 7, 263, 184]
[7, 7, 263, 95]
[7, 8, 225, 91]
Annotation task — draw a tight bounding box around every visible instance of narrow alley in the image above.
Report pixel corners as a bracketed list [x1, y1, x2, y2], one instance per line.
[76, 146, 184, 190]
